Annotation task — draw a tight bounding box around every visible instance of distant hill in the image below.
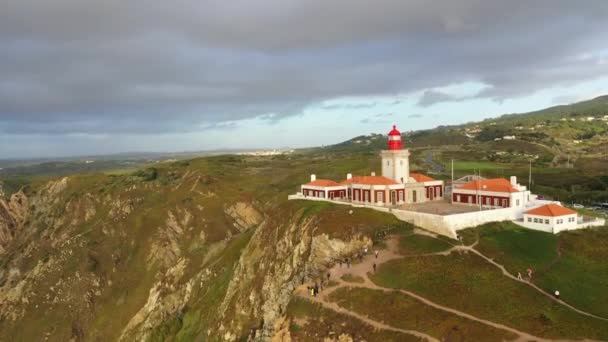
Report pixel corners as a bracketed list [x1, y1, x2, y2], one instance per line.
[323, 95, 608, 166]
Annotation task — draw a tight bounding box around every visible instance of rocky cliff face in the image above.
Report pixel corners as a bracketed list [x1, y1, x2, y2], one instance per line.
[0, 190, 28, 254]
[217, 208, 372, 341]
[0, 158, 386, 341]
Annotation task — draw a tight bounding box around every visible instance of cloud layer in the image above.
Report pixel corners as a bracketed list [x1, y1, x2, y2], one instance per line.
[1, 0, 608, 135]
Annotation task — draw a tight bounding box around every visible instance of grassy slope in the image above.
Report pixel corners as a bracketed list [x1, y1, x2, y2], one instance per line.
[397, 234, 453, 256]
[286, 297, 417, 341]
[371, 253, 608, 340]
[328, 287, 517, 341]
[461, 222, 608, 318]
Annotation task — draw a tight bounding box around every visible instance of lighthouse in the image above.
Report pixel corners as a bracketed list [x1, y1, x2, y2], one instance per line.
[381, 125, 411, 183]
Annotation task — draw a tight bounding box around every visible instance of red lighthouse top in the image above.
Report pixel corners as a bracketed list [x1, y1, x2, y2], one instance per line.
[388, 125, 403, 150]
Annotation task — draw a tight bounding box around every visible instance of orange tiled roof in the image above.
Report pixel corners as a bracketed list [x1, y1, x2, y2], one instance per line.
[305, 179, 340, 187]
[410, 173, 436, 182]
[525, 204, 577, 217]
[458, 178, 519, 193]
[341, 176, 398, 186]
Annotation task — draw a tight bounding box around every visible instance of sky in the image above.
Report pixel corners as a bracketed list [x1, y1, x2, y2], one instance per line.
[1, 0, 608, 158]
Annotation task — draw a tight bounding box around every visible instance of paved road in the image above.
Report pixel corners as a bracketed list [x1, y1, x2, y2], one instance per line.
[425, 151, 445, 174]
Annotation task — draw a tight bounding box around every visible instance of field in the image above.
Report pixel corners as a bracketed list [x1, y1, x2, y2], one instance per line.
[446, 161, 503, 172]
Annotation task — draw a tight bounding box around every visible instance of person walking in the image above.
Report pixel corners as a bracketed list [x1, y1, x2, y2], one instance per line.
[373, 263, 377, 273]
[347, 258, 351, 268]
[554, 290, 560, 300]
[374, 250, 379, 259]
[339, 259, 342, 268]
[517, 272, 523, 280]
[327, 272, 330, 281]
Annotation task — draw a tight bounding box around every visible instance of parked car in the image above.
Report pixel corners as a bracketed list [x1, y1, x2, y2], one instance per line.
[572, 204, 585, 209]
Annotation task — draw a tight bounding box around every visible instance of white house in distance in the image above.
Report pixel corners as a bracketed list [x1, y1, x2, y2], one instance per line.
[299, 125, 444, 206]
[521, 204, 578, 233]
[452, 177, 532, 209]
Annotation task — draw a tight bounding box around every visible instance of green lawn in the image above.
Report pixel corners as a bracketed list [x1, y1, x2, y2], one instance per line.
[328, 287, 517, 341]
[370, 253, 608, 340]
[464, 223, 608, 318]
[398, 234, 453, 256]
[447, 161, 503, 172]
[472, 222, 559, 274]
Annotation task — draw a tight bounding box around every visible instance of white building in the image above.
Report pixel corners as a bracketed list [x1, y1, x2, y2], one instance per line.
[522, 204, 579, 233]
[452, 176, 533, 209]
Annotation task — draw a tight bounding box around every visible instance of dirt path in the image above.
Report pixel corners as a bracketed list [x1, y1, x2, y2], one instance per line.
[295, 234, 606, 342]
[299, 287, 439, 342]
[295, 238, 436, 341]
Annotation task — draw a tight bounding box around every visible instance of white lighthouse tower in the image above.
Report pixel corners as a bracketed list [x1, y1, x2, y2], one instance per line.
[381, 125, 410, 183]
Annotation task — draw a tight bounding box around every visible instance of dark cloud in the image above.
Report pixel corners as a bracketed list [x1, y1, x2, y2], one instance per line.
[552, 95, 581, 105]
[417, 90, 463, 107]
[1, 0, 608, 135]
[322, 102, 378, 110]
[360, 112, 394, 124]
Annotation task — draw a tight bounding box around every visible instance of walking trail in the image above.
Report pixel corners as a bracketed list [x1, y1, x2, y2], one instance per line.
[294, 234, 607, 342]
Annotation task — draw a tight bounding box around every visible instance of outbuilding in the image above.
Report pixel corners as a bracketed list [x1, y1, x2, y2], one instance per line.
[522, 204, 578, 233]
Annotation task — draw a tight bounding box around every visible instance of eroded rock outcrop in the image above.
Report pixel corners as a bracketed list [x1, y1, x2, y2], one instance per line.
[120, 258, 195, 341]
[225, 202, 263, 232]
[217, 211, 372, 341]
[0, 190, 29, 254]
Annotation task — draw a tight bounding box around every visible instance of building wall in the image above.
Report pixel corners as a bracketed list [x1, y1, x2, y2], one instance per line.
[452, 193, 510, 208]
[426, 185, 443, 201]
[391, 206, 518, 239]
[391, 209, 457, 238]
[451, 188, 534, 209]
[327, 190, 347, 200]
[302, 185, 348, 199]
[452, 188, 531, 208]
[302, 188, 325, 198]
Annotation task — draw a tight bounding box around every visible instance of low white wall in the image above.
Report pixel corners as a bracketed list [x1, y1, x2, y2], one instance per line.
[577, 218, 606, 229]
[446, 207, 518, 231]
[289, 194, 521, 239]
[390, 209, 458, 239]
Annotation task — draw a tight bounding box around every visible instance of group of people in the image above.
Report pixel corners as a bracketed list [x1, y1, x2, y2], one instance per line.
[337, 247, 380, 268]
[516, 267, 534, 281]
[306, 272, 332, 297]
[306, 246, 382, 296]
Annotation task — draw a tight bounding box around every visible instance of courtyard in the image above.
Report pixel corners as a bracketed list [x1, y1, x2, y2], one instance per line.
[398, 200, 481, 215]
